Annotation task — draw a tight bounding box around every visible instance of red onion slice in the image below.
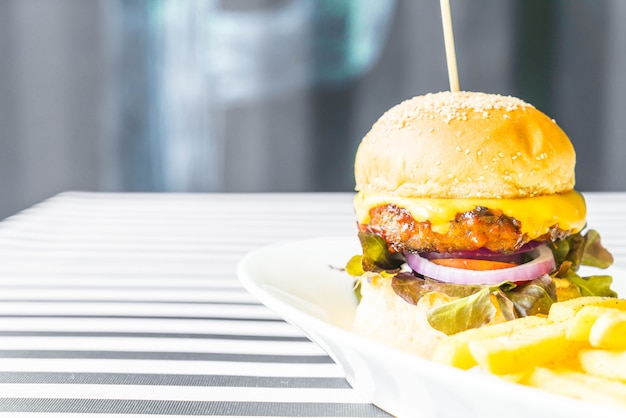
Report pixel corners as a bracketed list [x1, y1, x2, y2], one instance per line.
[405, 244, 556, 285]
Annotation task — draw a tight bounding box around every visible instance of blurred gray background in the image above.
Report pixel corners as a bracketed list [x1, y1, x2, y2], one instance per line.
[0, 0, 624, 220]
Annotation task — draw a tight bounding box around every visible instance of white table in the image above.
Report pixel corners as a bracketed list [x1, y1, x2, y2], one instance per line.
[0, 191, 623, 417]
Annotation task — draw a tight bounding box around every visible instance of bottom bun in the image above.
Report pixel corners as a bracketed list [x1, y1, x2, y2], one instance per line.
[353, 274, 448, 359]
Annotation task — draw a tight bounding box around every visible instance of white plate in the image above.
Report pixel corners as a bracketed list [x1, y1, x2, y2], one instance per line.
[238, 236, 626, 418]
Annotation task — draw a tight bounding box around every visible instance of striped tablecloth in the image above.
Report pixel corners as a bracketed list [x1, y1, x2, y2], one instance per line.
[0, 191, 624, 417]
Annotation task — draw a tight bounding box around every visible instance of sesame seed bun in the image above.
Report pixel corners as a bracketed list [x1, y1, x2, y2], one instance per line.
[354, 91, 576, 199]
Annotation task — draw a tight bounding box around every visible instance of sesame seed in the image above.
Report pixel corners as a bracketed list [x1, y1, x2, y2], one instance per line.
[456, 146, 462, 152]
[383, 91, 533, 124]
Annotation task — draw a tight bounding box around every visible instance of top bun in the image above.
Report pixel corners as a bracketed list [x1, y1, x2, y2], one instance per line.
[354, 91, 576, 199]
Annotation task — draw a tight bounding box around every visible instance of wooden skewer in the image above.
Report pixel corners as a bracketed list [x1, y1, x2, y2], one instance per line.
[440, 0, 460, 92]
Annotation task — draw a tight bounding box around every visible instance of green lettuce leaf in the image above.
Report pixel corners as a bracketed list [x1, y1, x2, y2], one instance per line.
[345, 255, 365, 277]
[422, 278, 484, 298]
[353, 278, 362, 303]
[390, 276, 484, 306]
[501, 274, 556, 317]
[551, 229, 613, 271]
[357, 231, 405, 272]
[549, 229, 616, 299]
[581, 229, 614, 269]
[562, 269, 617, 298]
[391, 273, 426, 305]
[426, 287, 496, 335]
[494, 290, 517, 321]
[393, 275, 556, 335]
[550, 239, 571, 269]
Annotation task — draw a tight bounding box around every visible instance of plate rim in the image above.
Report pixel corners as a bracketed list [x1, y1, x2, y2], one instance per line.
[238, 236, 626, 418]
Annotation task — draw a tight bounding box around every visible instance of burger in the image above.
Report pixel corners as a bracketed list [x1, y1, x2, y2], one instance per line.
[346, 91, 615, 359]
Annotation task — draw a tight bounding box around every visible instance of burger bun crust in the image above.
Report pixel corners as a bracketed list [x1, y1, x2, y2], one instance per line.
[354, 91, 576, 199]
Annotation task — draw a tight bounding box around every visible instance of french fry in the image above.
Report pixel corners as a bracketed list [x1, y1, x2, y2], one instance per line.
[565, 305, 609, 342]
[433, 296, 626, 407]
[548, 296, 626, 322]
[523, 367, 626, 409]
[579, 349, 626, 382]
[468, 321, 575, 375]
[589, 310, 626, 349]
[431, 316, 547, 369]
[564, 305, 626, 347]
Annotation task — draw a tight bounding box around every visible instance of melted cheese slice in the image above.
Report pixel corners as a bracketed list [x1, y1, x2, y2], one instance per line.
[354, 190, 586, 239]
